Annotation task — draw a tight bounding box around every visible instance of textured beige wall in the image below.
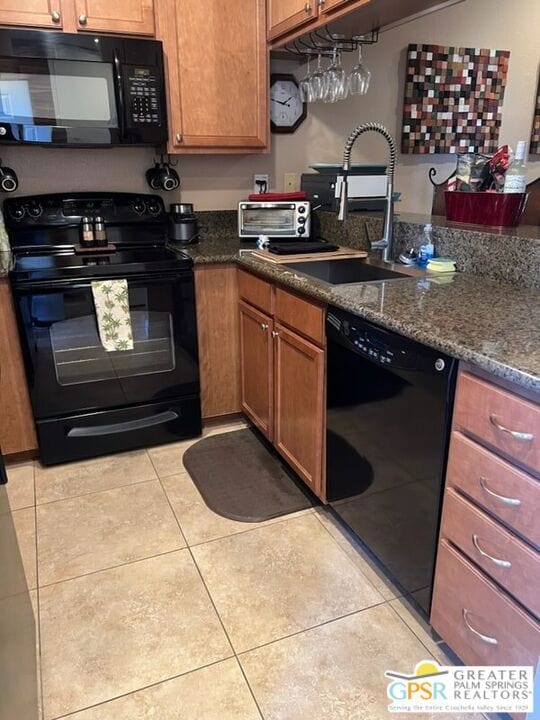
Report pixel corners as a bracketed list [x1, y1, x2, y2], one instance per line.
[2, 0, 539, 213]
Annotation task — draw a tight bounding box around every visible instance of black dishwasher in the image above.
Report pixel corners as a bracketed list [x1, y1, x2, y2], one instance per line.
[326, 307, 456, 612]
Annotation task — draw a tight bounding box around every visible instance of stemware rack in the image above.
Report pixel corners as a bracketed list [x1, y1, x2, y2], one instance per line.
[280, 26, 379, 61]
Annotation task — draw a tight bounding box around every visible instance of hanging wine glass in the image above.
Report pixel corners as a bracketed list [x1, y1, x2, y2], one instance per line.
[299, 55, 313, 103]
[309, 53, 325, 101]
[334, 51, 349, 101]
[323, 47, 345, 103]
[349, 44, 371, 96]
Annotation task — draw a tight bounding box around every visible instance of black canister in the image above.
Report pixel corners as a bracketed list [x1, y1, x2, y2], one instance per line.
[168, 203, 199, 244]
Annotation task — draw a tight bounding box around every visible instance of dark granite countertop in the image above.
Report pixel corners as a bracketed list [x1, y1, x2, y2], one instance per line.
[178, 234, 540, 393]
[2, 217, 537, 392]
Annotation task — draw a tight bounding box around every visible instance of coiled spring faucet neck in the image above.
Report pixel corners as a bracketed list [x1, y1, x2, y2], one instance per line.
[337, 123, 397, 263]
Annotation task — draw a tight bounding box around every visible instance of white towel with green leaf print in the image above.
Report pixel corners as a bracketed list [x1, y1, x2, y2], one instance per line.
[91, 279, 134, 352]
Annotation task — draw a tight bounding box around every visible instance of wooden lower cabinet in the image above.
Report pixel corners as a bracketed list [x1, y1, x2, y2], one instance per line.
[238, 271, 326, 500]
[431, 541, 540, 672]
[274, 322, 324, 495]
[194, 265, 241, 420]
[0, 279, 37, 457]
[432, 366, 539, 720]
[239, 301, 273, 439]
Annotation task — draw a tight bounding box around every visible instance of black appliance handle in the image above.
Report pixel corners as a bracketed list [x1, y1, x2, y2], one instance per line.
[67, 410, 179, 438]
[0, 448, 7, 485]
[113, 49, 126, 138]
[12, 271, 191, 291]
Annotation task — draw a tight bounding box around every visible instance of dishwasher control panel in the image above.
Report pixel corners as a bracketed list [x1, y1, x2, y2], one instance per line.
[339, 317, 416, 369]
[327, 309, 451, 374]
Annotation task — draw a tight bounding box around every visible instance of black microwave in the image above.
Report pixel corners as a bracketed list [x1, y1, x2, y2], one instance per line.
[0, 29, 168, 146]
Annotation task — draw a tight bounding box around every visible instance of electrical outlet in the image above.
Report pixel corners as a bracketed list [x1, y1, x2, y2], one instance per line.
[253, 174, 269, 194]
[284, 172, 297, 192]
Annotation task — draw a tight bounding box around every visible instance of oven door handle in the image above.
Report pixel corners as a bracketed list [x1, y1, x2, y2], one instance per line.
[12, 272, 190, 292]
[67, 410, 179, 438]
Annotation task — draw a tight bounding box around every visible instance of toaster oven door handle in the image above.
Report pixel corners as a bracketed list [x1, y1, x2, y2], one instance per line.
[67, 410, 179, 438]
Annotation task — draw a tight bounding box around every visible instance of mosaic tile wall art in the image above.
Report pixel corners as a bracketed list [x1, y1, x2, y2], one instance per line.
[402, 44, 510, 155]
[530, 75, 540, 154]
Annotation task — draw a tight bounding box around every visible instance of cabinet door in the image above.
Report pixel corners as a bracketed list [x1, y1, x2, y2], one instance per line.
[74, 0, 155, 35]
[195, 265, 241, 419]
[0, 0, 63, 29]
[274, 322, 325, 496]
[157, 0, 267, 151]
[268, 0, 317, 40]
[239, 301, 273, 440]
[0, 280, 37, 456]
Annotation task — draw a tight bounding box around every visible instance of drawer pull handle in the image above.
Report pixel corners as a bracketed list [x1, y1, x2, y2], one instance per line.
[472, 534, 512, 568]
[479, 478, 521, 507]
[489, 414, 534, 441]
[462, 609, 498, 645]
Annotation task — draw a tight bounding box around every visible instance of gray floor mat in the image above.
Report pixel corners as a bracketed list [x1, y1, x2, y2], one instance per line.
[182, 428, 316, 522]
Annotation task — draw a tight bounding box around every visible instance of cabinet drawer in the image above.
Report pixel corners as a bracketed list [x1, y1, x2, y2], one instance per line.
[431, 540, 540, 676]
[453, 372, 539, 475]
[440, 488, 540, 617]
[274, 287, 325, 346]
[238, 270, 273, 314]
[446, 432, 539, 548]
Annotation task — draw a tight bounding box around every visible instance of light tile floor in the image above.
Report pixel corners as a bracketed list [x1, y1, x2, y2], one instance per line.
[6, 420, 478, 720]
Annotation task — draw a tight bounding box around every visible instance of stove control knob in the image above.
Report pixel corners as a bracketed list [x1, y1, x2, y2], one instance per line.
[147, 199, 161, 216]
[27, 202, 43, 219]
[132, 199, 146, 214]
[9, 203, 25, 220]
[435, 358, 446, 372]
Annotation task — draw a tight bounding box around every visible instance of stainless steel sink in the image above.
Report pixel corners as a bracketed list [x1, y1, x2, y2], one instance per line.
[283, 258, 409, 285]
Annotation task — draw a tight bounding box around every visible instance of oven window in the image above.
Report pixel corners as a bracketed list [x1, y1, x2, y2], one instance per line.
[0, 58, 118, 128]
[243, 207, 294, 231]
[50, 310, 175, 386]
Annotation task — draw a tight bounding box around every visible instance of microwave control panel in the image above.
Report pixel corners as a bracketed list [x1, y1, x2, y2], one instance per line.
[126, 66, 162, 126]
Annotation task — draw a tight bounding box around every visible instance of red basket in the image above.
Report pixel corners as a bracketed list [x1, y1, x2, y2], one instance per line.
[444, 191, 528, 227]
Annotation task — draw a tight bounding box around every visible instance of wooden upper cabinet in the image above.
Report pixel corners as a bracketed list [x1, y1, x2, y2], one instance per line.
[73, 0, 155, 35]
[268, 0, 317, 41]
[0, 0, 63, 29]
[0, 0, 155, 35]
[274, 322, 325, 495]
[239, 301, 274, 440]
[156, 0, 268, 152]
[319, 0, 363, 13]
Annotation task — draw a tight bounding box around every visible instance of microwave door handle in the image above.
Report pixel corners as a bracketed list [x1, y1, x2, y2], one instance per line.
[113, 49, 126, 137]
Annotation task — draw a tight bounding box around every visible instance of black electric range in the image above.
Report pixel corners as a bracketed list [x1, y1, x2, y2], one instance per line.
[6, 192, 201, 465]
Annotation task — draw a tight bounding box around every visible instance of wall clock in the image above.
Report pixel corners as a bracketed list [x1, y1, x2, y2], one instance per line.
[270, 73, 307, 134]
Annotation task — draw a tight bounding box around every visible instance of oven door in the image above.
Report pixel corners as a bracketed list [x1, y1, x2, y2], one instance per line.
[12, 271, 199, 420]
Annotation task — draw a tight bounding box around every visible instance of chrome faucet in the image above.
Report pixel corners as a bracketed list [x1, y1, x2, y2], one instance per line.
[337, 123, 397, 263]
